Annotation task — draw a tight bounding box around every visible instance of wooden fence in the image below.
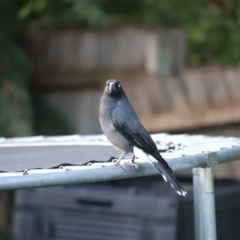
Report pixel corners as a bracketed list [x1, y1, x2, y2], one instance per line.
[23, 28, 240, 139]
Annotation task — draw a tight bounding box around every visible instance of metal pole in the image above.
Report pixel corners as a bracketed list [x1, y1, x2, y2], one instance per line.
[193, 167, 217, 240]
[193, 168, 203, 240]
[201, 167, 217, 240]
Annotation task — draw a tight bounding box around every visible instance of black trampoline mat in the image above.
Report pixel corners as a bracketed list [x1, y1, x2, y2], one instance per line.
[0, 142, 119, 172]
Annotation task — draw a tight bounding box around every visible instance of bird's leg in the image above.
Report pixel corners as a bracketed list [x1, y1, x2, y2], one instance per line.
[112, 152, 126, 169]
[113, 153, 138, 170]
[124, 155, 139, 170]
[130, 155, 139, 170]
[113, 152, 125, 165]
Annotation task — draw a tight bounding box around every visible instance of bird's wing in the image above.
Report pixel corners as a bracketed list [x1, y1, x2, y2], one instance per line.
[112, 103, 186, 196]
[112, 104, 153, 151]
[111, 104, 172, 171]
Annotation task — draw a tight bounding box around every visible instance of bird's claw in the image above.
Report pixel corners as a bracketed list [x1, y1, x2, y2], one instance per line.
[114, 162, 126, 170]
[124, 161, 139, 170]
[112, 159, 126, 170]
[111, 159, 138, 171]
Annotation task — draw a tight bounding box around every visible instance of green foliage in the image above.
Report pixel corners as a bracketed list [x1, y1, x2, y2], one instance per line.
[16, 0, 107, 28]
[0, 1, 33, 137]
[138, 0, 240, 66]
[15, 0, 240, 66]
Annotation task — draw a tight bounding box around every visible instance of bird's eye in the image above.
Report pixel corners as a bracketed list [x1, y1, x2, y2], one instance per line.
[118, 84, 121, 88]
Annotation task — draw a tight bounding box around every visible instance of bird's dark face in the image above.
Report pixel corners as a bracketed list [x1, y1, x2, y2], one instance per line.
[105, 79, 123, 97]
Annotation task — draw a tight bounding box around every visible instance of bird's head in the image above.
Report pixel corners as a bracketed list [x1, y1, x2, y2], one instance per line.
[104, 79, 123, 97]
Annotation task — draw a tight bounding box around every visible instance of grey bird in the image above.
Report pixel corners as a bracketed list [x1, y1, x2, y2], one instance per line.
[99, 79, 187, 196]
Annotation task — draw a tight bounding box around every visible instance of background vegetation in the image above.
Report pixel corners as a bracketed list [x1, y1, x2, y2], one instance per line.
[0, 1, 33, 137]
[15, 0, 240, 66]
[1, 0, 240, 137]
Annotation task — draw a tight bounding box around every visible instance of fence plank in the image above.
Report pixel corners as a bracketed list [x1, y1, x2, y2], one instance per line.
[202, 67, 230, 106]
[182, 69, 209, 108]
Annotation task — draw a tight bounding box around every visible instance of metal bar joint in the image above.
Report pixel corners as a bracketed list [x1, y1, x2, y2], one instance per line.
[205, 152, 218, 167]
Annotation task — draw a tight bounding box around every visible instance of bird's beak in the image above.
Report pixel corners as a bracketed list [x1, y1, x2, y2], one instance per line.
[108, 82, 116, 92]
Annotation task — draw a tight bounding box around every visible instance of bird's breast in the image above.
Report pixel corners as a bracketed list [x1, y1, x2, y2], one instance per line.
[99, 95, 133, 153]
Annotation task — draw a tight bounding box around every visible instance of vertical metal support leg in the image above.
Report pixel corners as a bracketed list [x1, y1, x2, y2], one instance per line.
[193, 168, 204, 240]
[201, 167, 217, 240]
[193, 167, 217, 240]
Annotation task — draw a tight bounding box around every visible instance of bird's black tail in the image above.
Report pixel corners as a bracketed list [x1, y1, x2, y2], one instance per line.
[148, 155, 187, 196]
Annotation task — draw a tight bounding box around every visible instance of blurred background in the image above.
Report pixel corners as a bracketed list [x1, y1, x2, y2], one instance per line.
[1, 0, 240, 239]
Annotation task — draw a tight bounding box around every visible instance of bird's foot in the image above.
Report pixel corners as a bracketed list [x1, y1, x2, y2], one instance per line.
[112, 159, 126, 170]
[124, 161, 139, 170]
